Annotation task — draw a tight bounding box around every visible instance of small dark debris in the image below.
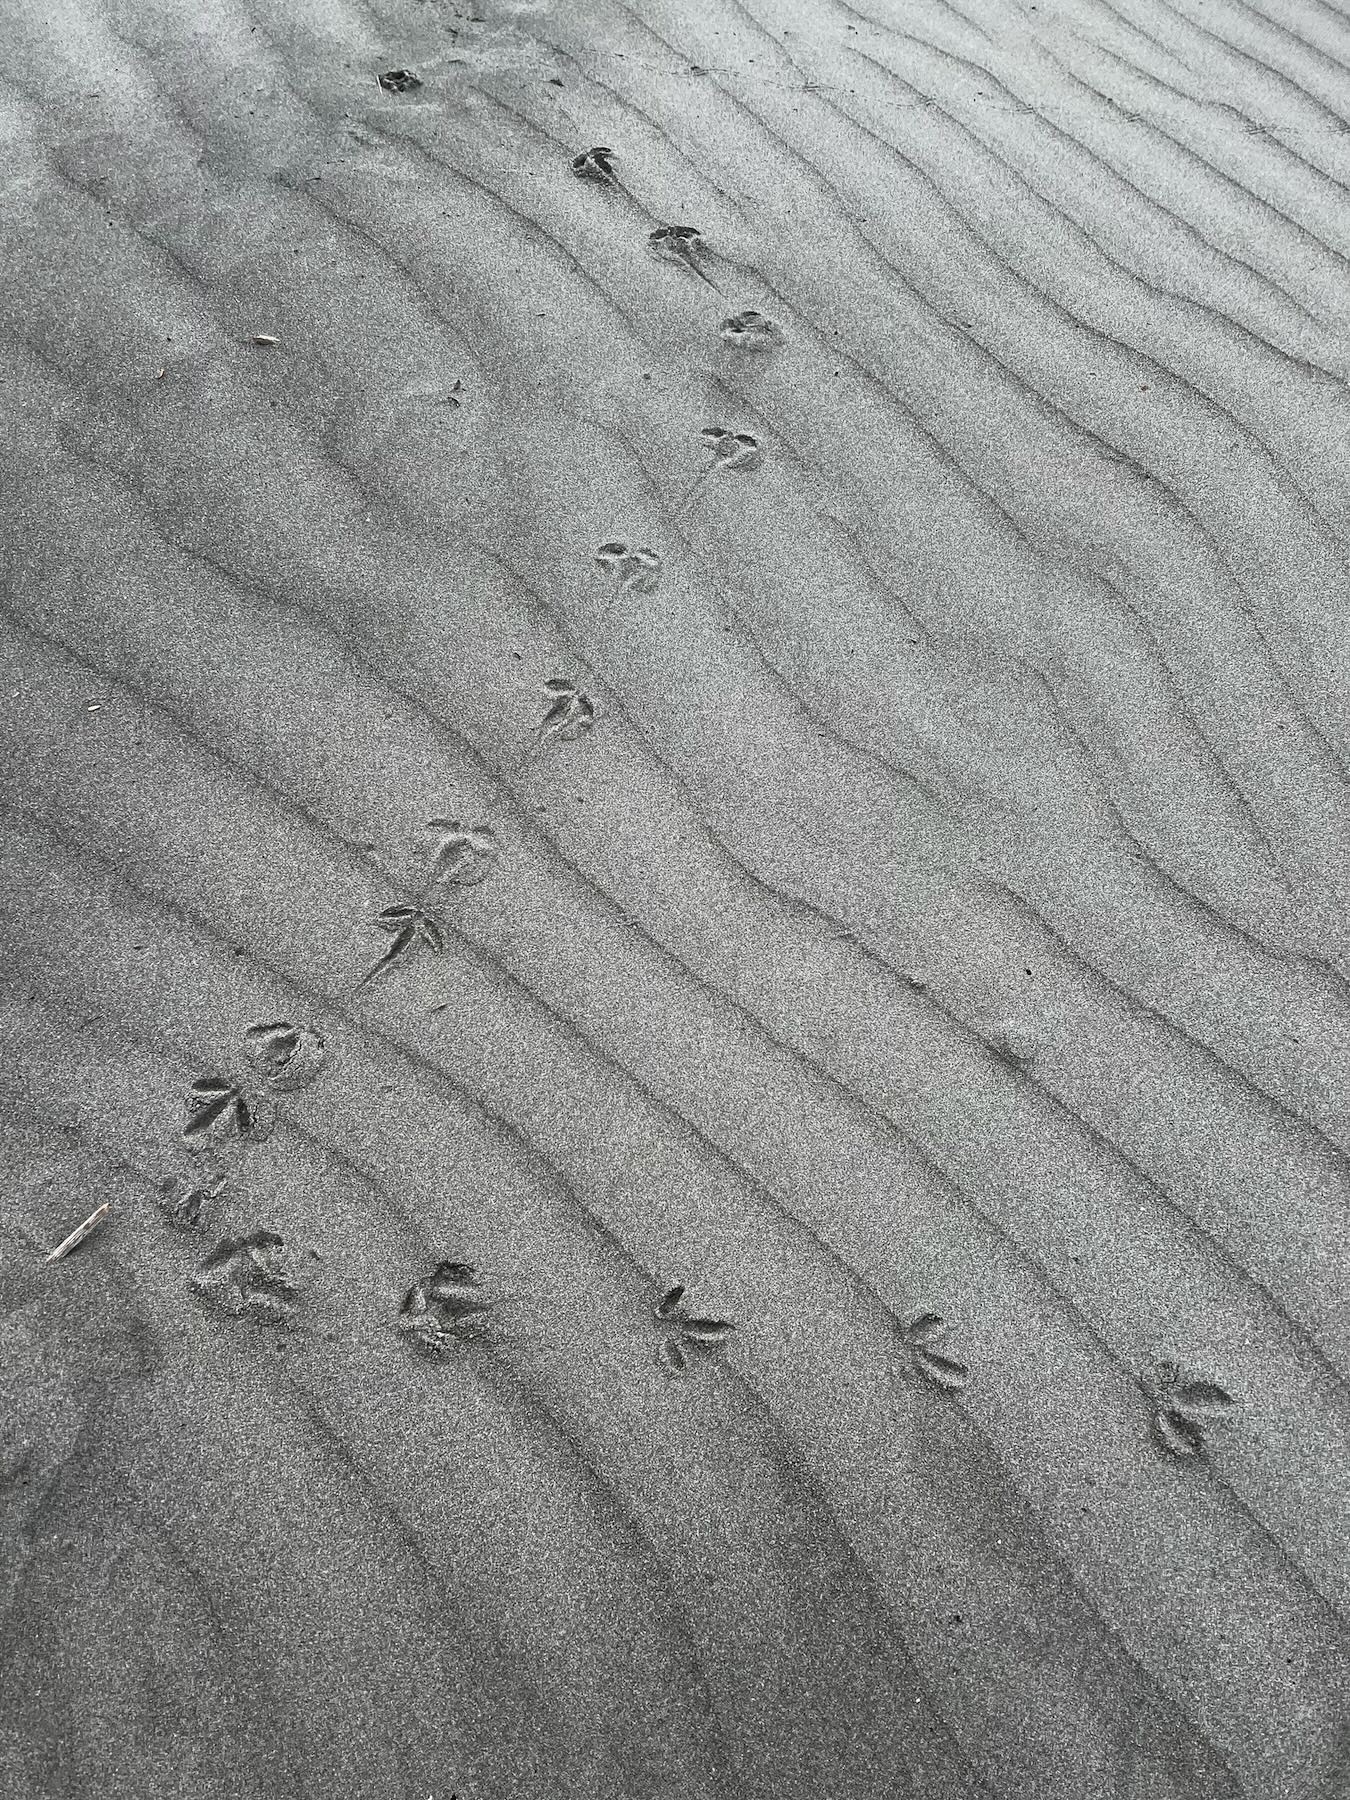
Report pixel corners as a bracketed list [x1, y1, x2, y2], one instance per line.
[378, 68, 422, 94]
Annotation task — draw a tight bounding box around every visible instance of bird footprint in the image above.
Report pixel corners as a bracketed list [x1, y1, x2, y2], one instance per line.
[595, 541, 662, 595]
[359, 904, 445, 986]
[903, 1312, 970, 1392]
[400, 1260, 500, 1355]
[242, 1021, 327, 1092]
[183, 1018, 326, 1151]
[182, 1076, 269, 1152]
[700, 426, 763, 472]
[648, 224, 717, 288]
[158, 1171, 226, 1232]
[539, 678, 598, 744]
[720, 309, 781, 351]
[571, 145, 616, 184]
[191, 1230, 299, 1324]
[654, 1283, 736, 1376]
[1147, 1360, 1237, 1458]
[419, 818, 501, 889]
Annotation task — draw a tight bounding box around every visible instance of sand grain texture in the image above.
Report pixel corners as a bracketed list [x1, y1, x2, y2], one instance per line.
[1, 0, 1348, 1795]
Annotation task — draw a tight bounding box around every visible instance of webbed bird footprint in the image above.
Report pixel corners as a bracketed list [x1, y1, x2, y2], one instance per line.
[192, 1230, 298, 1323]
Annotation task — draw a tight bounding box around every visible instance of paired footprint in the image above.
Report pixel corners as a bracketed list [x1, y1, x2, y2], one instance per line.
[182, 1020, 327, 1149]
[360, 817, 504, 986]
[172, 1021, 326, 1274]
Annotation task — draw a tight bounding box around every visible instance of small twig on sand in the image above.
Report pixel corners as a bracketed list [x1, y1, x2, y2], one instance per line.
[46, 1201, 110, 1263]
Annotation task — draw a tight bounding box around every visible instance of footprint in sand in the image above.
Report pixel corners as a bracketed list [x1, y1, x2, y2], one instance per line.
[358, 904, 446, 987]
[647, 224, 717, 287]
[902, 1312, 971, 1393]
[191, 1230, 299, 1324]
[377, 68, 422, 94]
[399, 1260, 501, 1355]
[653, 1283, 736, 1377]
[242, 1021, 327, 1092]
[158, 1171, 227, 1232]
[182, 1076, 272, 1153]
[182, 1019, 327, 1151]
[418, 818, 501, 890]
[538, 677, 598, 745]
[700, 426, 763, 473]
[571, 145, 617, 185]
[595, 541, 662, 596]
[1145, 1360, 1238, 1458]
[720, 309, 782, 351]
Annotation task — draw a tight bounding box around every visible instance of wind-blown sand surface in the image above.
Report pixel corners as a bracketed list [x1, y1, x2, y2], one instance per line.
[1, 0, 1348, 1794]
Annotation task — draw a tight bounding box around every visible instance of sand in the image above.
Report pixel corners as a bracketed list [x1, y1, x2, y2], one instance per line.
[1, 0, 1347, 1794]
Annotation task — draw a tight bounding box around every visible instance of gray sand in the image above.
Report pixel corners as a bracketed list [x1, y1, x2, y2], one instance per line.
[1, 0, 1348, 1795]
